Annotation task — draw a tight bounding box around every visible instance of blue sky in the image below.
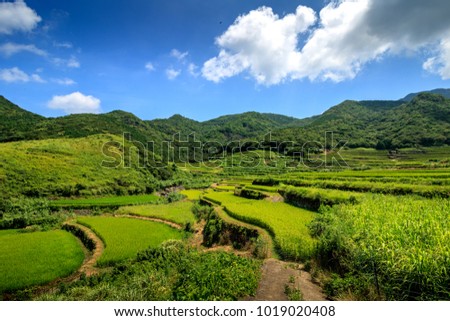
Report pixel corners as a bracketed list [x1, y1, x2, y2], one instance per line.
[1, 0, 450, 121]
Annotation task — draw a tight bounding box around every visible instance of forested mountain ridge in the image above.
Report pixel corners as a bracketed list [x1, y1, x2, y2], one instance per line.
[1, 89, 450, 150]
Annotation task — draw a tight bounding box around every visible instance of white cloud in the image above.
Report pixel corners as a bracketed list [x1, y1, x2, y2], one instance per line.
[47, 92, 101, 114]
[202, 5, 317, 85]
[53, 41, 73, 49]
[202, 1, 450, 85]
[67, 56, 80, 68]
[422, 37, 450, 79]
[0, 67, 45, 83]
[170, 49, 188, 62]
[0, 0, 41, 34]
[166, 68, 181, 80]
[145, 62, 155, 71]
[52, 55, 80, 68]
[52, 78, 76, 85]
[188, 63, 199, 77]
[0, 42, 47, 57]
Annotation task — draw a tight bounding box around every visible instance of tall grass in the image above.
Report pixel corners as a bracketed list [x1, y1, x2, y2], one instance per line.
[311, 195, 450, 300]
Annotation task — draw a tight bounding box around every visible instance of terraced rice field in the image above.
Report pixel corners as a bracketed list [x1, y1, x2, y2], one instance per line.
[0, 229, 84, 292]
[77, 216, 183, 266]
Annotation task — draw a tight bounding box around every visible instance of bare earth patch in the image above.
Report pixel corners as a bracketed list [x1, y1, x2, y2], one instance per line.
[245, 258, 327, 301]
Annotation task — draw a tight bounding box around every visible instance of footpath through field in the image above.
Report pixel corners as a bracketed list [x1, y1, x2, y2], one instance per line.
[204, 198, 327, 301]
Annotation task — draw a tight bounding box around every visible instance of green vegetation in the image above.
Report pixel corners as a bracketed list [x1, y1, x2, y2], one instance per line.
[117, 201, 196, 225]
[0, 135, 170, 197]
[279, 186, 361, 211]
[40, 241, 261, 301]
[310, 195, 450, 300]
[180, 189, 204, 200]
[77, 216, 183, 266]
[0, 197, 70, 229]
[50, 194, 161, 208]
[0, 230, 84, 293]
[2, 92, 450, 301]
[203, 191, 316, 261]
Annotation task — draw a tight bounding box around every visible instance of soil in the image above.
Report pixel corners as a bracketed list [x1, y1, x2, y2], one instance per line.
[245, 258, 327, 301]
[67, 222, 105, 277]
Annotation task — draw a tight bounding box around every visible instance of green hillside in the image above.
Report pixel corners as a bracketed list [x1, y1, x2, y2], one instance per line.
[0, 134, 173, 197]
[0, 96, 44, 142]
[272, 93, 450, 150]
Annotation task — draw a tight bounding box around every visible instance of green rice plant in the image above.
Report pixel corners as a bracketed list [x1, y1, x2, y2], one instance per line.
[312, 194, 450, 300]
[0, 229, 84, 293]
[77, 216, 183, 266]
[180, 189, 204, 200]
[116, 201, 196, 225]
[49, 194, 161, 208]
[202, 191, 316, 261]
[279, 186, 361, 211]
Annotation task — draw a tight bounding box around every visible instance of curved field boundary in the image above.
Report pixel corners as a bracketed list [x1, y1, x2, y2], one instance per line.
[63, 222, 105, 276]
[113, 214, 183, 230]
[201, 197, 278, 259]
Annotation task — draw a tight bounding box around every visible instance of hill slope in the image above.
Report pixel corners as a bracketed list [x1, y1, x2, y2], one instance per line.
[272, 93, 450, 149]
[0, 96, 44, 142]
[0, 134, 172, 197]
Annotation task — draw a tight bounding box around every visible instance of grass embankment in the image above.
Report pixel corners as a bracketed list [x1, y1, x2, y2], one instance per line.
[202, 191, 316, 261]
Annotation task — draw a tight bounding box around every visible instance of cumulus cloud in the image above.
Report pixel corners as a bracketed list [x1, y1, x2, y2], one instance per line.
[0, 0, 41, 34]
[0, 42, 47, 57]
[47, 92, 101, 114]
[202, 5, 317, 85]
[145, 62, 155, 71]
[0, 67, 45, 83]
[166, 68, 181, 80]
[202, 0, 450, 85]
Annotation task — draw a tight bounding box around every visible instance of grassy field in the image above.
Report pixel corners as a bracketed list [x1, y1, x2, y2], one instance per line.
[117, 201, 196, 225]
[77, 216, 184, 266]
[180, 189, 204, 200]
[50, 194, 161, 208]
[311, 194, 450, 300]
[203, 191, 316, 260]
[0, 229, 84, 293]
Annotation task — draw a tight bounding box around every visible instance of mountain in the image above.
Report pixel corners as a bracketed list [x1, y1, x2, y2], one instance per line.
[0, 96, 45, 142]
[32, 110, 165, 148]
[148, 111, 299, 141]
[401, 88, 450, 102]
[1, 89, 450, 152]
[271, 92, 450, 150]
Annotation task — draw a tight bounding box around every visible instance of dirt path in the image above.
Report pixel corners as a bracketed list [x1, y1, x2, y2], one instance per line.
[247, 258, 327, 301]
[64, 222, 105, 276]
